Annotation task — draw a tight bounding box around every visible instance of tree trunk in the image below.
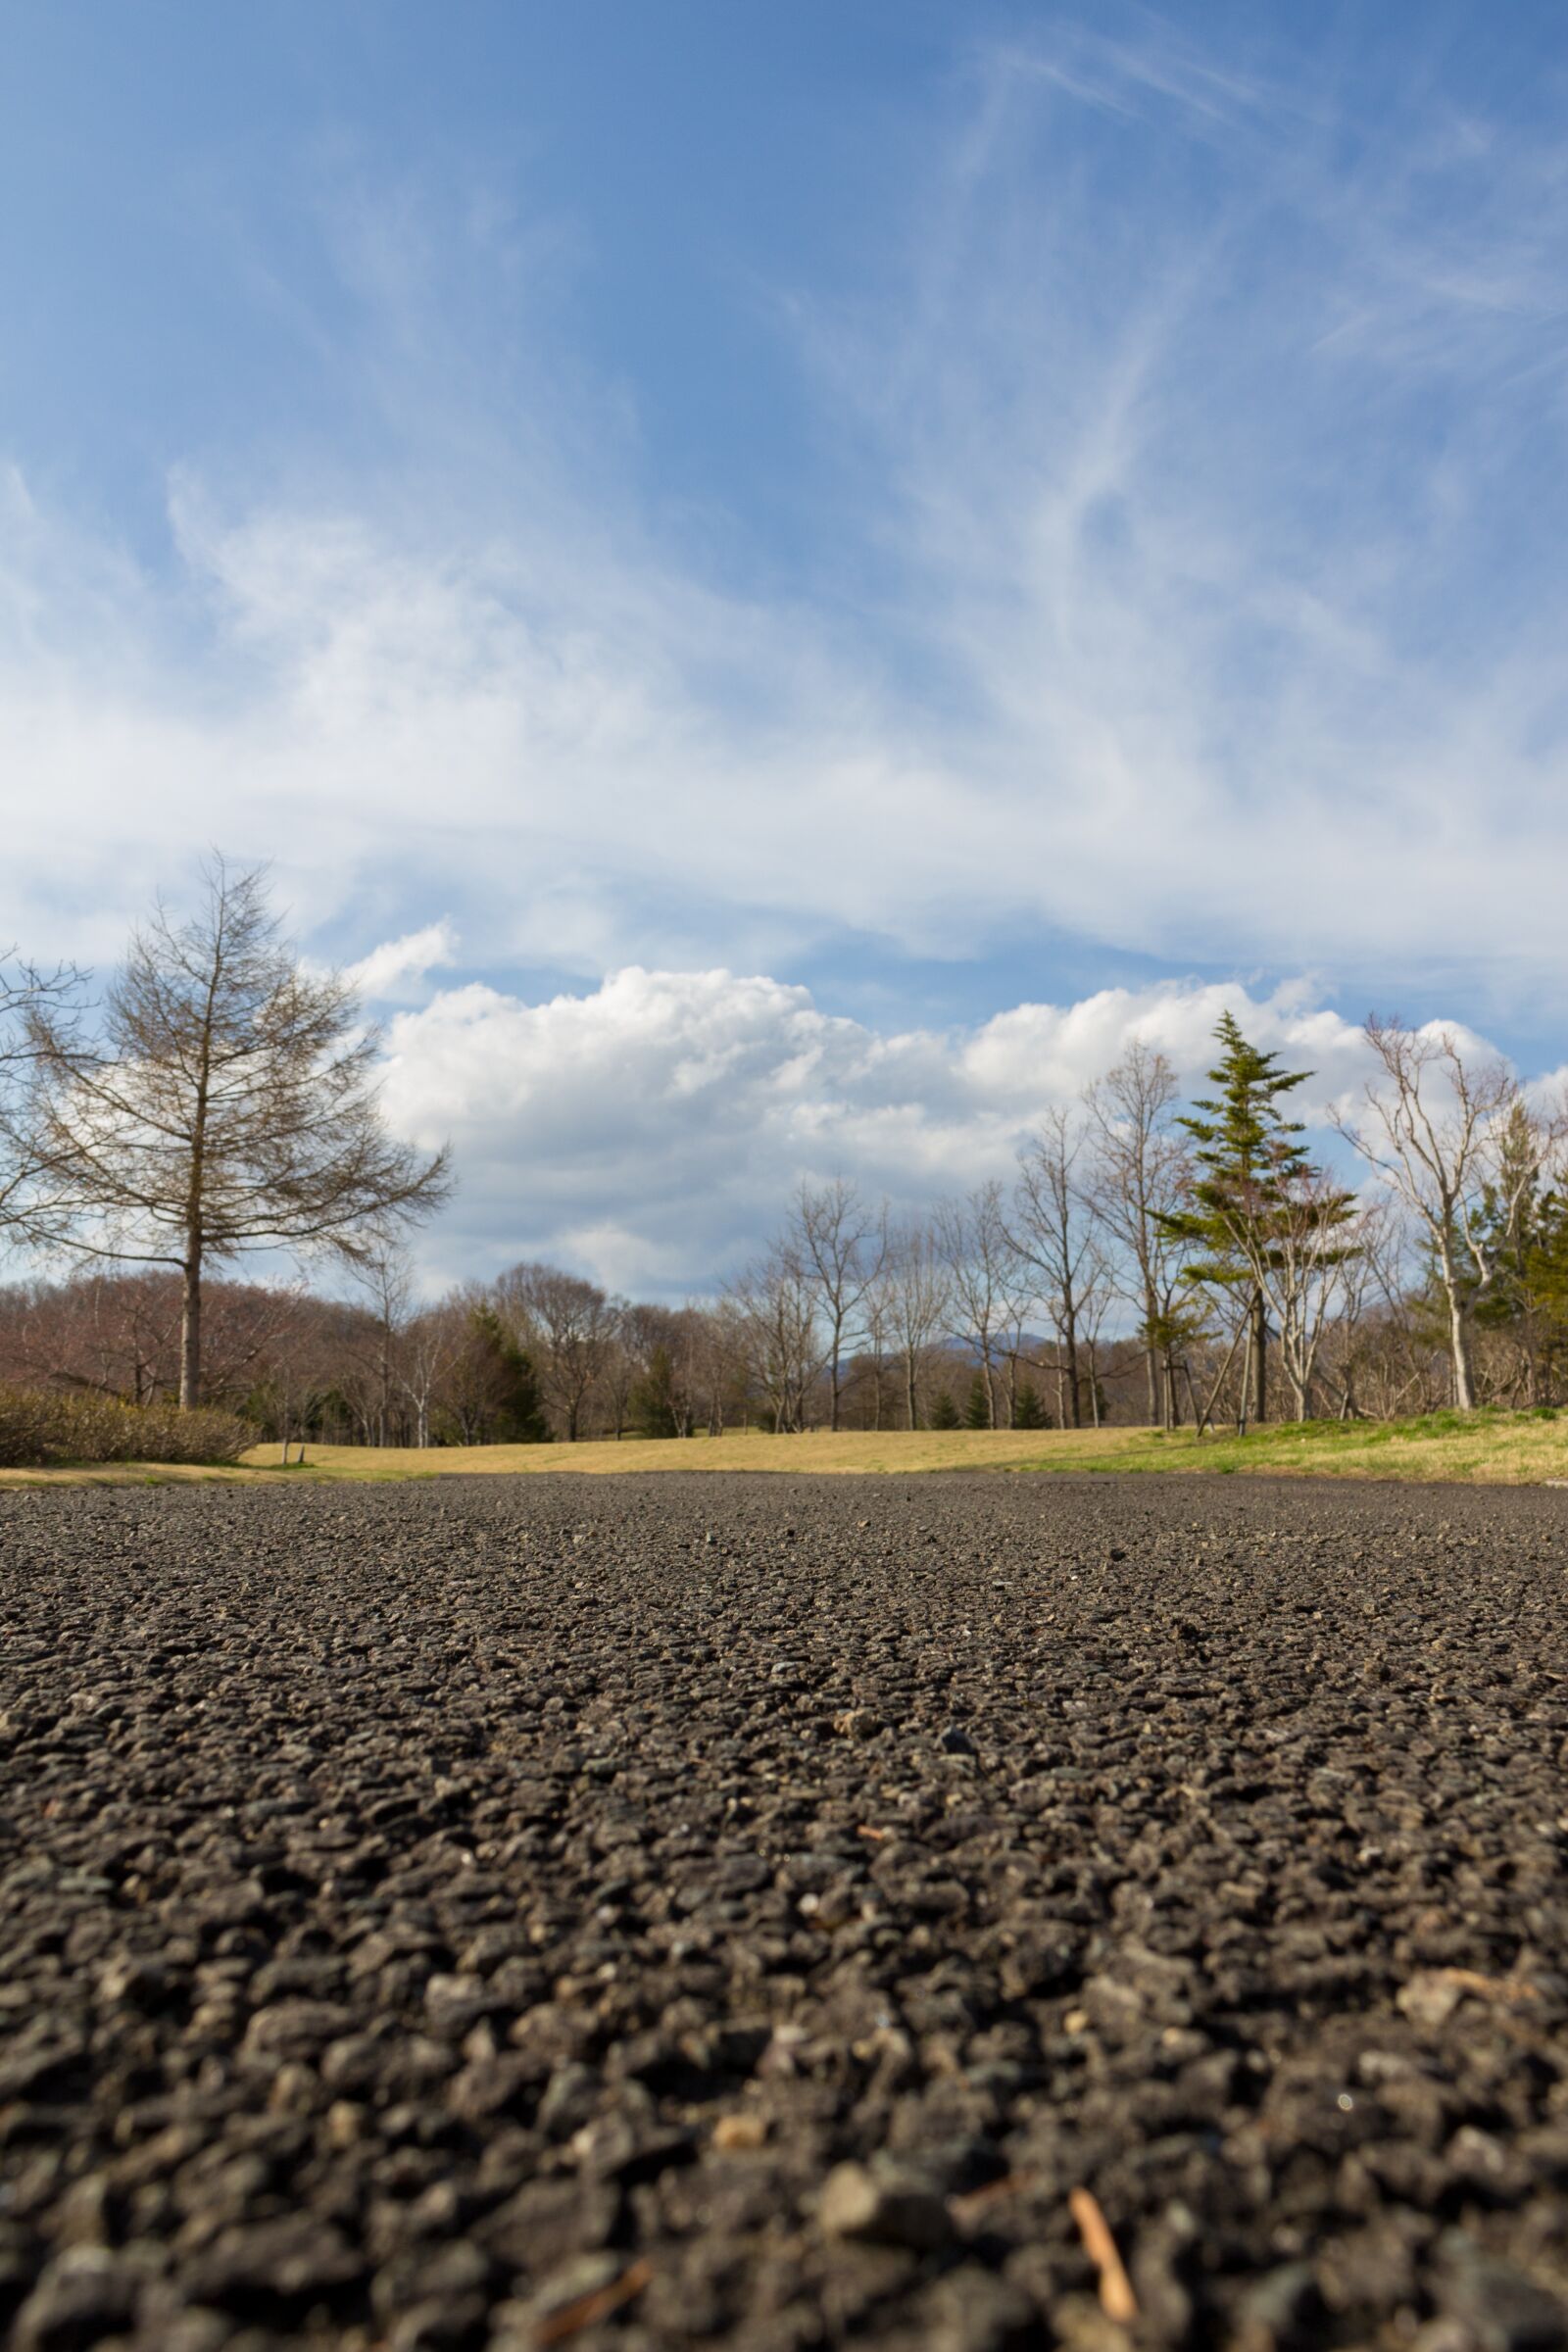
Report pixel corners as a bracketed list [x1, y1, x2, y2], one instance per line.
[1064, 1320, 1082, 1428]
[1449, 1297, 1476, 1411]
[1251, 1290, 1267, 1426]
[179, 1250, 202, 1410]
[906, 1355, 918, 1431]
[1145, 1338, 1158, 1428]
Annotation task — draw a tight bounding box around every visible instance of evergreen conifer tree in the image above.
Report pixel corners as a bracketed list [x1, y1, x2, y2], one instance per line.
[470, 1304, 550, 1442]
[1162, 1012, 1354, 1427]
[1012, 1381, 1051, 1430]
[928, 1388, 962, 1430]
[963, 1372, 992, 1429]
[628, 1343, 681, 1439]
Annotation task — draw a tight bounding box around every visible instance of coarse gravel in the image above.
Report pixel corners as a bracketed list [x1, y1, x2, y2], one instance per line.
[2, 1471, 1568, 2352]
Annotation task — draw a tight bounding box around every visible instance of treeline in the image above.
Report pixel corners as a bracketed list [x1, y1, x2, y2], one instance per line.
[0, 1255, 1154, 1445]
[2, 856, 1566, 1441]
[0, 1264, 721, 1449]
[720, 1019, 1568, 1435]
[5, 990, 1567, 1446]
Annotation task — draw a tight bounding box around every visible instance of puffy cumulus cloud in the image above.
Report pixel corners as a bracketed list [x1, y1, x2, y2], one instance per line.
[376, 967, 1418, 1298]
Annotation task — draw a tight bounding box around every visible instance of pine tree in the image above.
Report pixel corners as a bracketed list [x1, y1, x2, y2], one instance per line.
[1012, 1381, 1051, 1430]
[1526, 1194, 1568, 1400]
[628, 1343, 680, 1439]
[1461, 1107, 1568, 1405]
[469, 1305, 550, 1442]
[963, 1372, 992, 1429]
[928, 1388, 962, 1430]
[1162, 1013, 1354, 1427]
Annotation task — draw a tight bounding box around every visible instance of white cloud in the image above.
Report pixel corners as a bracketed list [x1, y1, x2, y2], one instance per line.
[376, 966, 1436, 1298]
[345, 919, 458, 1003]
[3, 28, 1568, 1006]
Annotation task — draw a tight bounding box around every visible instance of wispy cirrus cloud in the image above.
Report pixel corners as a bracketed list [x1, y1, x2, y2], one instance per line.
[5, 13, 1565, 1013]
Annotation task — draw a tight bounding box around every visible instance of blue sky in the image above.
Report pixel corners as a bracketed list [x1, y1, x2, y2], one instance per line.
[4, 2, 1567, 1286]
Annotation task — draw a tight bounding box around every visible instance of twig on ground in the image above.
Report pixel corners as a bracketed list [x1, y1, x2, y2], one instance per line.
[949, 2170, 1038, 2226]
[1069, 2186, 1138, 2324]
[534, 2258, 653, 2344]
[1434, 1967, 1541, 2004]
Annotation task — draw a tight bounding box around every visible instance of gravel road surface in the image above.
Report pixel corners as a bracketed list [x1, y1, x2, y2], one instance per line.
[3, 1473, 1567, 2351]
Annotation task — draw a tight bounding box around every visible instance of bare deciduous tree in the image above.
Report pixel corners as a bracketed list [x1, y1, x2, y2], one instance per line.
[786, 1179, 887, 1433]
[1085, 1044, 1193, 1427]
[1010, 1107, 1100, 1428]
[345, 1246, 416, 1446]
[0, 951, 87, 1243]
[934, 1181, 1024, 1429]
[720, 1250, 823, 1433]
[878, 1216, 952, 1429]
[1336, 1018, 1544, 1411]
[24, 858, 451, 1407]
[494, 1261, 622, 1442]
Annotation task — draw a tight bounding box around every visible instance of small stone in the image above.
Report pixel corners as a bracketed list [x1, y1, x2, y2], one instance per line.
[52, 2176, 111, 2250]
[241, 1999, 352, 2059]
[818, 2161, 954, 2252]
[324, 2099, 366, 2149]
[920, 2262, 1038, 2352]
[537, 2060, 599, 2137]
[388, 2298, 489, 2352]
[1396, 1972, 1465, 2030]
[833, 1707, 884, 1740]
[1433, 2231, 1568, 2352]
[712, 2112, 767, 2151]
[939, 1724, 978, 1756]
[13, 2248, 141, 2351]
[423, 1972, 495, 2036]
[1233, 2259, 1323, 2350]
[372, 2240, 492, 2320]
[185, 2215, 363, 2308]
[524, 2250, 624, 2316]
[96, 1956, 169, 2009]
[267, 2060, 318, 2113]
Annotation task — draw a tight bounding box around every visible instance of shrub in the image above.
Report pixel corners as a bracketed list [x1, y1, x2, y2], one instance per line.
[0, 1388, 251, 1468]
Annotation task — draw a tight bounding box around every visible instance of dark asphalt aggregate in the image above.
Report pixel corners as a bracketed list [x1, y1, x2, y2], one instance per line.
[2, 1472, 1568, 2351]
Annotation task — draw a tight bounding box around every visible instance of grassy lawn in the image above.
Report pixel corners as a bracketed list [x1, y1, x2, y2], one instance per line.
[1013, 1406, 1568, 1484]
[231, 1427, 1147, 1481]
[3, 1409, 1567, 1487]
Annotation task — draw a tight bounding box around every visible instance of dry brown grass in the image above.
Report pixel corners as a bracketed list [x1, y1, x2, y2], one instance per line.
[5, 1411, 1566, 1488]
[236, 1427, 1145, 1480]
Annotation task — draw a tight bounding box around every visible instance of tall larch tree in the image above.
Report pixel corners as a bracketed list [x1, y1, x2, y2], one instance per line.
[24, 857, 452, 1408]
